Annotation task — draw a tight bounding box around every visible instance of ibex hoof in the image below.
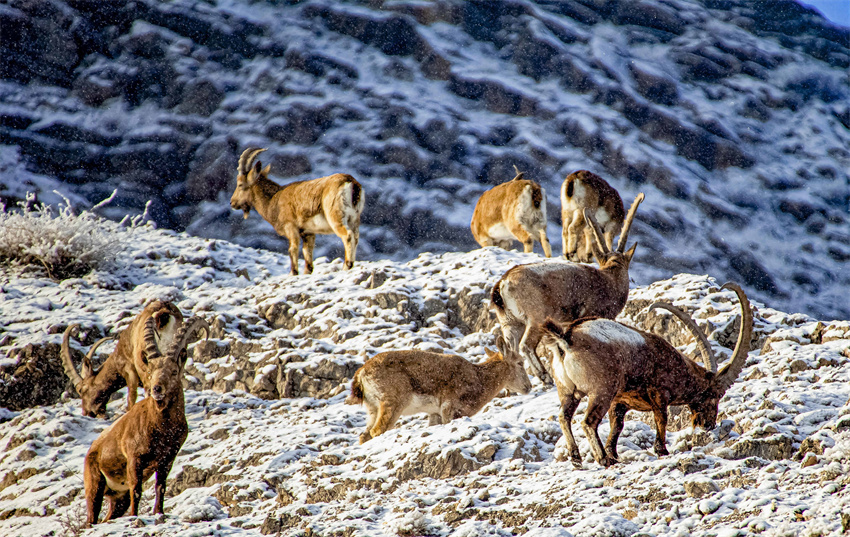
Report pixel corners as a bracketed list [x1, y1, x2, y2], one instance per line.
[359, 433, 372, 444]
[344, 261, 354, 270]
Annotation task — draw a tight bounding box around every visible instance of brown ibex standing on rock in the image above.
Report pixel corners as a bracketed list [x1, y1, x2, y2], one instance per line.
[536, 282, 753, 467]
[471, 166, 552, 257]
[490, 193, 644, 381]
[61, 300, 183, 418]
[231, 147, 364, 275]
[84, 315, 209, 526]
[346, 337, 532, 444]
[561, 170, 624, 263]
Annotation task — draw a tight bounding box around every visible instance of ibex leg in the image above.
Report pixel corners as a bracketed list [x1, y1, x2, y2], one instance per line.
[301, 234, 315, 274]
[605, 403, 628, 461]
[538, 229, 552, 258]
[84, 456, 105, 526]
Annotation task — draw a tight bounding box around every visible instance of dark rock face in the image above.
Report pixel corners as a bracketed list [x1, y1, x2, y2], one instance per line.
[0, 343, 72, 411]
[1, 0, 849, 318]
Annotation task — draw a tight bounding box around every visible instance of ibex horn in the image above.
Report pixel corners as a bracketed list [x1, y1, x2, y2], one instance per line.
[583, 208, 610, 256]
[60, 324, 85, 389]
[714, 282, 754, 393]
[238, 147, 268, 174]
[167, 316, 210, 364]
[616, 192, 645, 253]
[647, 302, 717, 373]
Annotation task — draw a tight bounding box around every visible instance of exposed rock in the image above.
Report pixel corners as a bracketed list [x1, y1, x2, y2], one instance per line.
[727, 434, 795, 461]
[683, 477, 720, 498]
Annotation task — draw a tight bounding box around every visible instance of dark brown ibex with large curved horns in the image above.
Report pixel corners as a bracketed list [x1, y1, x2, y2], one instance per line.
[490, 192, 644, 382]
[536, 282, 752, 467]
[84, 315, 209, 526]
[61, 300, 183, 418]
[230, 147, 365, 275]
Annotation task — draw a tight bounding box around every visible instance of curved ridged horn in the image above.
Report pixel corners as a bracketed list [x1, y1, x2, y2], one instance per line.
[511, 164, 524, 181]
[648, 302, 716, 373]
[60, 324, 85, 389]
[583, 208, 610, 256]
[81, 335, 115, 378]
[142, 317, 163, 365]
[238, 147, 267, 175]
[714, 282, 754, 393]
[167, 316, 210, 364]
[616, 192, 645, 253]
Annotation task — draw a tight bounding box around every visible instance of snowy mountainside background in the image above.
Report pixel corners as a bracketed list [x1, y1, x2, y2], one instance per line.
[0, 0, 849, 318]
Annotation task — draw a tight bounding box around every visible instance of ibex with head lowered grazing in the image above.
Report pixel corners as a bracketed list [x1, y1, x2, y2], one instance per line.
[536, 282, 752, 467]
[561, 170, 624, 262]
[231, 147, 364, 275]
[84, 315, 209, 526]
[471, 166, 552, 257]
[345, 338, 532, 444]
[491, 193, 644, 381]
[61, 300, 183, 418]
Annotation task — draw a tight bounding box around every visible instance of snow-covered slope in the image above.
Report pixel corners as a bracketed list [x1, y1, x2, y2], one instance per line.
[1, 0, 848, 318]
[1, 221, 850, 536]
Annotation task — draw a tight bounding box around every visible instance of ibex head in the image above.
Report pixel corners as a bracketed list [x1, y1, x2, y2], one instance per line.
[492, 335, 533, 395]
[583, 192, 644, 270]
[141, 316, 209, 410]
[60, 325, 115, 418]
[231, 147, 270, 219]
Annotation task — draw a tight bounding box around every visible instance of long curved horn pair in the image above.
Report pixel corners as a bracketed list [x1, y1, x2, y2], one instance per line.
[647, 303, 717, 373]
[167, 316, 210, 364]
[60, 324, 114, 390]
[238, 147, 267, 175]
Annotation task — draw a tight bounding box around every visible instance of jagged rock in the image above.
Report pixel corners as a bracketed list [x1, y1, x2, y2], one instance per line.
[683, 477, 720, 498]
[0, 343, 76, 411]
[727, 434, 795, 461]
[395, 447, 482, 481]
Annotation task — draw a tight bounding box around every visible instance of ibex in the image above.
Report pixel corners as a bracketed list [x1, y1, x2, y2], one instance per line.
[470, 166, 552, 257]
[61, 300, 183, 418]
[491, 193, 644, 381]
[230, 147, 365, 275]
[345, 338, 532, 444]
[561, 170, 624, 262]
[84, 315, 209, 526]
[536, 282, 752, 467]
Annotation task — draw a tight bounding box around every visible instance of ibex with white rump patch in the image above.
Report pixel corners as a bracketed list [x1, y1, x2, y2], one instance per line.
[536, 282, 752, 467]
[490, 193, 644, 382]
[84, 315, 209, 526]
[471, 166, 552, 257]
[345, 337, 532, 443]
[231, 147, 364, 275]
[561, 170, 624, 262]
[61, 300, 183, 418]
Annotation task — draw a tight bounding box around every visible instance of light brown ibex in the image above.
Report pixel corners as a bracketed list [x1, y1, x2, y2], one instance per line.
[345, 338, 532, 443]
[470, 166, 552, 257]
[61, 300, 183, 418]
[230, 147, 364, 275]
[84, 315, 209, 526]
[536, 282, 752, 467]
[490, 193, 644, 381]
[561, 170, 625, 262]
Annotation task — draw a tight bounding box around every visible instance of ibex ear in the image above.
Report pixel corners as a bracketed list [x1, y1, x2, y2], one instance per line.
[247, 161, 263, 185]
[625, 242, 638, 263]
[261, 163, 271, 176]
[484, 348, 497, 359]
[495, 335, 509, 357]
[81, 354, 95, 379]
